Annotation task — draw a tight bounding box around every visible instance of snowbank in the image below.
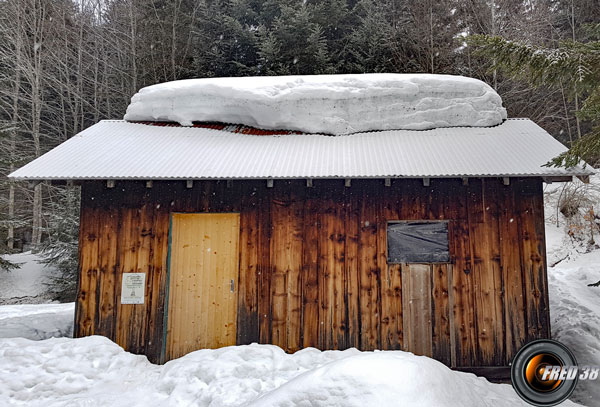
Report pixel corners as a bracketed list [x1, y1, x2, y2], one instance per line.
[0, 337, 564, 407]
[0, 336, 156, 406]
[0, 303, 74, 340]
[124, 74, 507, 134]
[0, 251, 59, 303]
[249, 352, 529, 407]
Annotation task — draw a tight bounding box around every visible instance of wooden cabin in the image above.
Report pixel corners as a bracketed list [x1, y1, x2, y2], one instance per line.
[10, 118, 592, 379]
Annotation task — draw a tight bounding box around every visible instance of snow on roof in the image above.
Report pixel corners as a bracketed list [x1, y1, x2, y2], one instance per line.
[124, 74, 507, 134]
[8, 119, 592, 181]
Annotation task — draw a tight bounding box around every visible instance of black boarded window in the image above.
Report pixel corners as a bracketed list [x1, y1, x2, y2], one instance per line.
[387, 221, 450, 263]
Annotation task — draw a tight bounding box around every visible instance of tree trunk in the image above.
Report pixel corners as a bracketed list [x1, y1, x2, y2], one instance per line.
[32, 183, 43, 248]
[6, 1, 23, 251]
[30, 0, 45, 249]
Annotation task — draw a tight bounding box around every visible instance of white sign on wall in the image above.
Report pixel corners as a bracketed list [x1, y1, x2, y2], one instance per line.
[121, 273, 146, 304]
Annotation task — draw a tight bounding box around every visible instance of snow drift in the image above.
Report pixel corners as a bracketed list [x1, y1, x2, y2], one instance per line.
[124, 74, 507, 134]
[0, 337, 563, 407]
[0, 303, 74, 340]
[248, 352, 523, 407]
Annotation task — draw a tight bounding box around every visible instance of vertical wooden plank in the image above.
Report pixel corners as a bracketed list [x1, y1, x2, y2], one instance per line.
[147, 206, 169, 363]
[198, 214, 211, 350]
[270, 194, 288, 350]
[229, 215, 242, 344]
[287, 184, 304, 352]
[447, 263, 457, 367]
[317, 187, 335, 349]
[396, 180, 427, 354]
[431, 264, 451, 365]
[517, 178, 549, 341]
[96, 206, 119, 339]
[344, 187, 361, 349]
[358, 182, 380, 350]
[257, 186, 272, 345]
[484, 180, 506, 366]
[401, 264, 411, 352]
[467, 179, 491, 366]
[165, 213, 184, 357]
[468, 179, 504, 366]
[380, 183, 402, 350]
[426, 180, 452, 364]
[332, 185, 347, 349]
[402, 264, 433, 357]
[209, 215, 221, 347]
[302, 192, 319, 348]
[115, 207, 139, 350]
[317, 193, 333, 349]
[375, 191, 388, 350]
[499, 182, 527, 364]
[531, 179, 551, 339]
[237, 186, 260, 345]
[215, 214, 240, 347]
[317, 182, 347, 349]
[381, 263, 403, 350]
[73, 186, 89, 339]
[448, 182, 477, 367]
[75, 204, 100, 337]
[127, 202, 153, 354]
[269, 183, 303, 352]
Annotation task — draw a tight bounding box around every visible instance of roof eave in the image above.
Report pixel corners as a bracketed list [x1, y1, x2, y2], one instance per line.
[8, 172, 594, 183]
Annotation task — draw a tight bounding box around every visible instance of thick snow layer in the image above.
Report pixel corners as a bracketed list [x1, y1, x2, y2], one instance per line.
[124, 74, 507, 134]
[0, 303, 74, 340]
[0, 337, 572, 407]
[0, 252, 59, 303]
[249, 352, 528, 407]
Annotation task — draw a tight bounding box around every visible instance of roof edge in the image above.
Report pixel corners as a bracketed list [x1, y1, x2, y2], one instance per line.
[8, 173, 594, 182]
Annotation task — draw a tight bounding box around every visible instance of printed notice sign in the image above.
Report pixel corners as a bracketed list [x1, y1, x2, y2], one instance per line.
[121, 273, 146, 304]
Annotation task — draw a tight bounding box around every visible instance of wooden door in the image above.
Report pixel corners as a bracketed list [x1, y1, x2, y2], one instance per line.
[165, 213, 240, 360]
[402, 264, 433, 357]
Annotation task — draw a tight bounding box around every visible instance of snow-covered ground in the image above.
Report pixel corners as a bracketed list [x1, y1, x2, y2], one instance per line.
[124, 74, 507, 134]
[544, 178, 600, 407]
[548, 249, 600, 407]
[0, 251, 59, 304]
[0, 178, 599, 406]
[0, 336, 576, 407]
[0, 303, 74, 340]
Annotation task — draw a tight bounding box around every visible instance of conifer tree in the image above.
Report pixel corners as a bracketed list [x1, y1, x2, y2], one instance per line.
[470, 25, 600, 167]
[257, 4, 331, 75]
[345, 0, 397, 73]
[38, 184, 80, 300]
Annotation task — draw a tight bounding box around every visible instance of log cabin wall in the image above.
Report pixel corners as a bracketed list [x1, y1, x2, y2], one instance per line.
[74, 177, 550, 367]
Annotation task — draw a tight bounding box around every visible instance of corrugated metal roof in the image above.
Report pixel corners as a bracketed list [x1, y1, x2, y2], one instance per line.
[8, 119, 593, 180]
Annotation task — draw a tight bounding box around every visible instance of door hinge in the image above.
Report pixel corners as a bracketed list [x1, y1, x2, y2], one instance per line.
[230, 279, 235, 292]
